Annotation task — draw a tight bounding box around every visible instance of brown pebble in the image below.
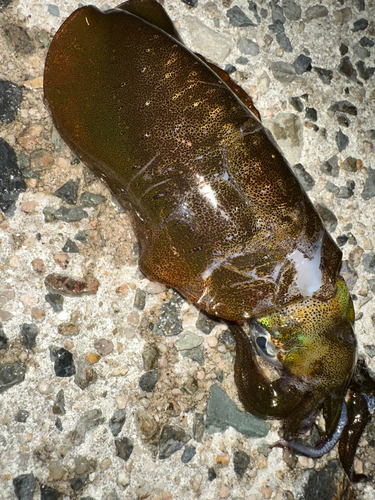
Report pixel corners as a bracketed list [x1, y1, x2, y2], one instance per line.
[94, 338, 114, 356]
[116, 283, 129, 295]
[31, 258, 44, 272]
[86, 352, 100, 365]
[31, 307, 45, 322]
[58, 323, 79, 336]
[21, 200, 36, 213]
[17, 124, 43, 151]
[260, 485, 273, 499]
[45, 274, 99, 296]
[127, 311, 140, 326]
[216, 454, 230, 466]
[54, 253, 69, 268]
[219, 485, 231, 499]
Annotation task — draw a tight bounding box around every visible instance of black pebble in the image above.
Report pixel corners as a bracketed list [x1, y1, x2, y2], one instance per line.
[40, 484, 62, 500]
[109, 409, 126, 437]
[233, 450, 251, 477]
[115, 436, 134, 461]
[0, 138, 26, 214]
[181, 444, 196, 463]
[62, 238, 79, 253]
[336, 129, 349, 152]
[54, 348, 76, 377]
[208, 467, 217, 481]
[45, 293, 64, 313]
[0, 79, 23, 123]
[305, 107, 317, 121]
[54, 180, 79, 205]
[13, 473, 36, 500]
[139, 369, 159, 392]
[0, 323, 8, 349]
[293, 54, 312, 74]
[352, 18, 369, 31]
[289, 96, 304, 112]
[20, 323, 38, 349]
[15, 409, 29, 422]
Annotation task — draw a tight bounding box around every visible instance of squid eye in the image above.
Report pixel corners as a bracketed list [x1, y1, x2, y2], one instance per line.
[249, 320, 282, 369]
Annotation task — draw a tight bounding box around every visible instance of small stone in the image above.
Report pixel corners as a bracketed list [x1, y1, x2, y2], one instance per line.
[181, 0, 198, 6]
[305, 107, 317, 121]
[219, 485, 231, 499]
[69, 476, 88, 491]
[38, 380, 53, 395]
[305, 5, 328, 21]
[193, 413, 205, 441]
[53, 348, 76, 377]
[86, 352, 100, 365]
[117, 471, 130, 488]
[54, 253, 69, 268]
[116, 395, 128, 410]
[94, 338, 114, 356]
[153, 292, 183, 336]
[293, 54, 312, 74]
[289, 97, 304, 112]
[109, 409, 126, 437]
[0, 324, 8, 350]
[133, 288, 146, 310]
[45, 274, 99, 296]
[227, 6, 255, 27]
[52, 389, 66, 415]
[54, 180, 79, 205]
[196, 311, 219, 334]
[135, 409, 159, 440]
[276, 33, 292, 52]
[0, 138, 26, 214]
[321, 156, 339, 177]
[0, 362, 26, 394]
[0, 80, 23, 124]
[356, 61, 375, 80]
[270, 2, 285, 24]
[181, 444, 196, 463]
[52, 206, 88, 222]
[31, 258, 44, 272]
[233, 450, 251, 477]
[20, 323, 38, 349]
[15, 409, 29, 423]
[80, 191, 106, 207]
[208, 467, 217, 481]
[40, 484, 62, 500]
[237, 37, 260, 56]
[45, 293, 64, 313]
[175, 332, 203, 351]
[315, 203, 338, 232]
[338, 56, 357, 81]
[314, 67, 333, 84]
[48, 4, 60, 16]
[270, 61, 296, 83]
[352, 18, 369, 31]
[62, 238, 79, 253]
[58, 322, 78, 336]
[158, 425, 190, 459]
[49, 461, 64, 481]
[360, 36, 374, 47]
[282, 0, 301, 21]
[336, 129, 349, 152]
[142, 345, 159, 370]
[333, 8, 352, 24]
[115, 437, 133, 461]
[13, 473, 36, 500]
[361, 167, 375, 200]
[293, 164, 315, 191]
[353, 43, 370, 59]
[139, 370, 159, 392]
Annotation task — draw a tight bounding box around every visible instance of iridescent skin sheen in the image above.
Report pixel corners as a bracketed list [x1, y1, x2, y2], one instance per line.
[43, 0, 373, 479]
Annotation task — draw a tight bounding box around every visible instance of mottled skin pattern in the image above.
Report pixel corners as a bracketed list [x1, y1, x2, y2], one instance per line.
[44, 0, 372, 479]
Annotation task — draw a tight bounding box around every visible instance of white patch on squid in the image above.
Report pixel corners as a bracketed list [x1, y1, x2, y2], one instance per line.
[287, 234, 323, 297]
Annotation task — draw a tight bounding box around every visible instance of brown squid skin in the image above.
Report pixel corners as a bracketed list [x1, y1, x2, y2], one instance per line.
[43, 0, 370, 479]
